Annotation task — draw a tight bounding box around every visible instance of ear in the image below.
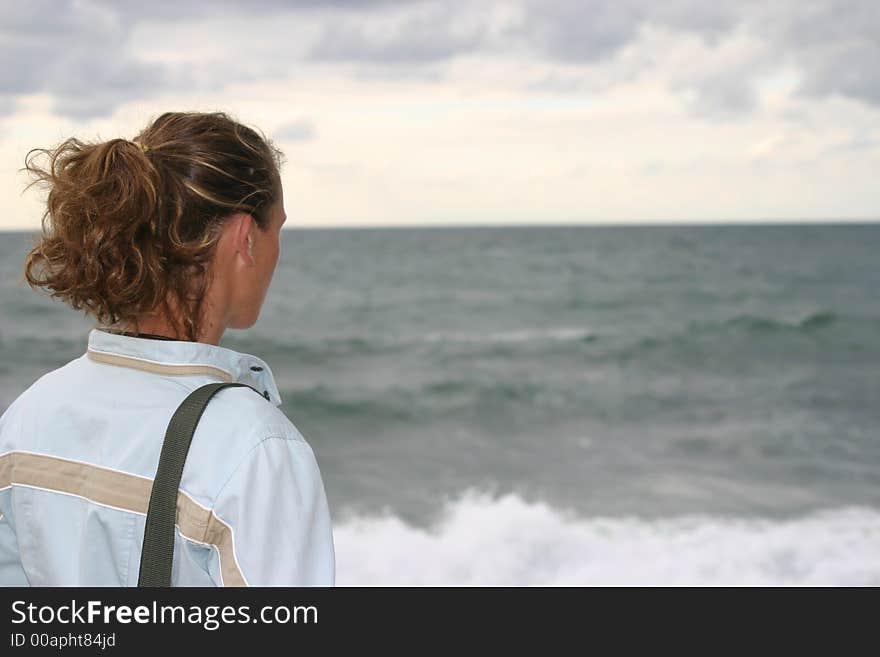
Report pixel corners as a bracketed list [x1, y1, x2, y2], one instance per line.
[231, 212, 256, 266]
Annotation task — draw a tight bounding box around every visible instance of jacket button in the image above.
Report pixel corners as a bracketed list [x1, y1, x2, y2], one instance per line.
[263, 390, 271, 400]
[250, 366, 263, 372]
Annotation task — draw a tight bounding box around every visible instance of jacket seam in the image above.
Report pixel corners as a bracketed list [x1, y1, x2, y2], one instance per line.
[212, 434, 308, 503]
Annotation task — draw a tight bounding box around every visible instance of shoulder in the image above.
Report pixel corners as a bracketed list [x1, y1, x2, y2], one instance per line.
[0, 390, 25, 442]
[180, 384, 314, 504]
[207, 384, 308, 446]
[3, 354, 85, 406]
[0, 355, 86, 439]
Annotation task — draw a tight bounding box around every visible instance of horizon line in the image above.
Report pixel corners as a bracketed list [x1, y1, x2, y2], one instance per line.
[0, 218, 878, 233]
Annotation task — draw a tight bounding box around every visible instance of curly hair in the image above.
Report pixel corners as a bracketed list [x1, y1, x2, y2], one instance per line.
[21, 111, 285, 342]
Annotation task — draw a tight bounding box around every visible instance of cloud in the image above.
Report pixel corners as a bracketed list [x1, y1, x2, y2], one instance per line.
[0, 1, 185, 118]
[513, 0, 645, 63]
[94, 0, 407, 20]
[0, 0, 879, 120]
[747, 134, 799, 160]
[795, 40, 880, 107]
[823, 136, 880, 155]
[305, 1, 488, 63]
[751, 0, 880, 108]
[663, 29, 773, 119]
[0, 0, 414, 119]
[515, 0, 880, 115]
[273, 118, 317, 142]
[664, 1, 880, 112]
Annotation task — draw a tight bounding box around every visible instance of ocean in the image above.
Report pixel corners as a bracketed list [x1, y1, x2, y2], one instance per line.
[1, 224, 878, 585]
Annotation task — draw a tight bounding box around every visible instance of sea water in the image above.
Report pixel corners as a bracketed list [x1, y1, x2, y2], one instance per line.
[1, 224, 878, 585]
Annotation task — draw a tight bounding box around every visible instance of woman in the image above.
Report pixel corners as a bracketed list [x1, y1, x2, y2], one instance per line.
[0, 111, 335, 586]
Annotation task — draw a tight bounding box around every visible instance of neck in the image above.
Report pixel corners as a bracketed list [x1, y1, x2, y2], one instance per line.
[125, 283, 230, 345]
[125, 314, 225, 346]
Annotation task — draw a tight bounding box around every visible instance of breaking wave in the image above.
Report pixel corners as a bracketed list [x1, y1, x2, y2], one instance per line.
[334, 489, 880, 586]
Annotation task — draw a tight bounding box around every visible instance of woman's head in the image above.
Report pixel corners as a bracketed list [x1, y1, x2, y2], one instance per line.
[22, 111, 286, 343]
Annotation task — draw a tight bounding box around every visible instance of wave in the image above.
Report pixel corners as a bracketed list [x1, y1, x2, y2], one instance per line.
[230, 312, 857, 370]
[237, 312, 867, 367]
[421, 327, 597, 344]
[226, 334, 389, 364]
[333, 489, 880, 586]
[226, 326, 598, 367]
[614, 310, 879, 364]
[697, 310, 839, 334]
[284, 384, 417, 422]
[284, 379, 549, 422]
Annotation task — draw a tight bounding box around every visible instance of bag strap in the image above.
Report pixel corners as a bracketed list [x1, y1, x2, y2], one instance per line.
[138, 382, 261, 587]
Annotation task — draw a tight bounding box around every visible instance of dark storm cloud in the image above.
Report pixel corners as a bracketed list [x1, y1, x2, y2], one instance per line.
[0, 0, 878, 119]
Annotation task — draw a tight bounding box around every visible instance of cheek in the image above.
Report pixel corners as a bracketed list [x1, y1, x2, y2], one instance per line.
[266, 235, 280, 281]
[272, 234, 281, 268]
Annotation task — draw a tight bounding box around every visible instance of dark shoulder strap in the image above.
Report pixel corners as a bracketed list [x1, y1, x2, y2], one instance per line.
[138, 382, 261, 587]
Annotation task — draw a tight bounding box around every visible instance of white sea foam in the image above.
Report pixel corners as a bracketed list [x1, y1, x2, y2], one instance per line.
[333, 489, 880, 586]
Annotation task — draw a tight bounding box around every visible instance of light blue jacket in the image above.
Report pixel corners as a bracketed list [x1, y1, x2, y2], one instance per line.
[0, 328, 335, 586]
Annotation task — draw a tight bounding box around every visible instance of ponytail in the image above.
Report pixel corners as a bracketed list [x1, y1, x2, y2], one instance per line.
[22, 111, 284, 341]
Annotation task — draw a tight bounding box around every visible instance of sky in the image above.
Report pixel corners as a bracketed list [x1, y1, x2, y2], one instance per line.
[0, 0, 878, 229]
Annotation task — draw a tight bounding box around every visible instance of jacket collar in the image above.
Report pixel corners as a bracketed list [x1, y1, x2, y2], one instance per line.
[85, 327, 283, 407]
